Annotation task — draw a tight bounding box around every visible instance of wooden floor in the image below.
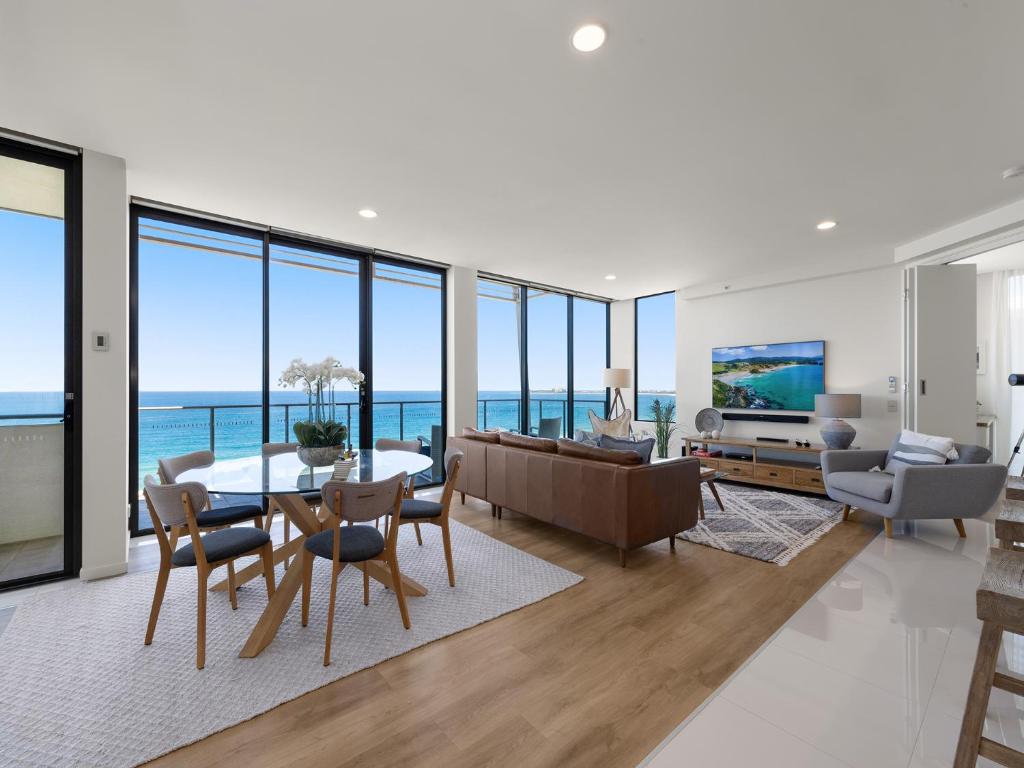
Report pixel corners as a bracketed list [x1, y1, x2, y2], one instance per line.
[147, 491, 880, 768]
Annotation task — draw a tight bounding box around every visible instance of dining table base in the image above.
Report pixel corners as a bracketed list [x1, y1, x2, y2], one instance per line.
[235, 492, 428, 658]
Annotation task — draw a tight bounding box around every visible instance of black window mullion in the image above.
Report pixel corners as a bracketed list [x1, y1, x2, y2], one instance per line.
[359, 256, 373, 449]
[261, 232, 270, 447]
[566, 296, 574, 438]
[519, 283, 529, 435]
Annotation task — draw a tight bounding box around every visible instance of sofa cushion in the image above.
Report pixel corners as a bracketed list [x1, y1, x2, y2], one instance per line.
[462, 427, 500, 443]
[498, 432, 558, 453]
[950, 443, 992, 465]
[574, 428, 600, 447]
[599, 434, 655, 464]
[556, 438, 643, 465]
[589, 408, 631, 438]
[828, 471, 895, 503]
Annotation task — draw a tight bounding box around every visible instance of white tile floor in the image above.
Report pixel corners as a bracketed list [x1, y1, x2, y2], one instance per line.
[641, 515, 1024, 768]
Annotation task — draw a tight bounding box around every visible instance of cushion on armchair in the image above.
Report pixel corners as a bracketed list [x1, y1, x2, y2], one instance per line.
[883, 429, 959, 473]
[950, 443, 992, 465]
[828, 471, 895, 503]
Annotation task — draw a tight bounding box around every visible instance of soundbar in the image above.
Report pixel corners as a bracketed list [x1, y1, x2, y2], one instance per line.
[722, 412, 809, 424]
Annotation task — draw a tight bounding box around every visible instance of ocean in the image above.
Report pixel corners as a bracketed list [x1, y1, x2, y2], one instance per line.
[2, 391, 684, 494]
[733, 364, 821, 411]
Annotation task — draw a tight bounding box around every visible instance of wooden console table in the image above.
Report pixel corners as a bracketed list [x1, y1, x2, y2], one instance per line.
[683, 435, 831, 495]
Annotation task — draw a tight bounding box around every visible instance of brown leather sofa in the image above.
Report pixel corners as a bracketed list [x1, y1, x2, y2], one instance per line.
[448, 430, 701, 566]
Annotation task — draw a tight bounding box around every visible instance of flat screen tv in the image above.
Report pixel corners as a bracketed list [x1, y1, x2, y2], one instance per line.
[711, 340, 825, 411]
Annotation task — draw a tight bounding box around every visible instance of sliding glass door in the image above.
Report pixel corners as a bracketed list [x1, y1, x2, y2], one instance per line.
[0, 140, 80, 589]
[527, 289, 569, 437]
[476, 279, 523, 430]
[130, 206, 447, 535]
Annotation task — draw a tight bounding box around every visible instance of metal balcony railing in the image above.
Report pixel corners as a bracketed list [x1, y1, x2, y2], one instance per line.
[475, 397, 607, 434]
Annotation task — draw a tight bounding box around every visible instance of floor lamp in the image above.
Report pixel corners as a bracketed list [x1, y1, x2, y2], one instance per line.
[603, 368, 632, 420]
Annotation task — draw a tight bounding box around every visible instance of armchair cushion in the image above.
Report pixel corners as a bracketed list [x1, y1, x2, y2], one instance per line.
[950, 443, 992, 465]
[827, 471, 894, 503]
[820, 449, 889, 475]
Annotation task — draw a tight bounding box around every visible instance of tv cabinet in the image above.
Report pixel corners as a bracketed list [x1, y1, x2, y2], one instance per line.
[682, 435, 831, 496]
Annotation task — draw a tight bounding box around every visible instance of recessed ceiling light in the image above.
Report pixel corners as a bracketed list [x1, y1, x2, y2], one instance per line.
[816, 220, 837, 231]
[358, 208, 378, 219]
[1004, 165, 1024, 180]
[604, 274, 617, 281]
[572, 24, 606, 52]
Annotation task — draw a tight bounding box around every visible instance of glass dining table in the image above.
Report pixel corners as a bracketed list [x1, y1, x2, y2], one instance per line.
[178, 448, 433, 658]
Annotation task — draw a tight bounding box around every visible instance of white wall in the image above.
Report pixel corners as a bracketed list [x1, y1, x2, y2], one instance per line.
[641, 266, 906, 452]
[447, 265, 477, 437]
[610, 299, 635, 418]
[79, 150, 129, 580]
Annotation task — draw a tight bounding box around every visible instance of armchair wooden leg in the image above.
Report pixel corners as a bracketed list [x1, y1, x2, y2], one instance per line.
[145, 560, 170, 645]
[884, 518, 894, 539]
[841, 504, 851, 522]
[260, 543, 276, 597]
[196, 569, 208, 670]
[953, 518, 967, 538]
[227, 561, 238, 610]
[441, 519, 455, 587]
[323, 563, 341, 667]
[414, 522, 423, 546]
[301, 549, 314, 628]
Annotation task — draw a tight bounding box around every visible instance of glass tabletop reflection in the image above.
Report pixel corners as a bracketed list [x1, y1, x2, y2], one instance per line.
[176, 448, 434, 496]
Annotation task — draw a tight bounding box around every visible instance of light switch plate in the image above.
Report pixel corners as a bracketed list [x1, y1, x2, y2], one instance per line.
[888, 376, 898, 394]
[887, 400, 898, 412]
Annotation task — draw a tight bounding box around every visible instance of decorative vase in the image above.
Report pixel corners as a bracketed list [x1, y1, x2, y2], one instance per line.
[820, 419, 856, 449]
[297, 444, 344, 467]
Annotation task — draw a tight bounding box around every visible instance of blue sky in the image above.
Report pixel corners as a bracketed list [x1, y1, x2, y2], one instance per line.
[712, 341, 824, 362]
[636, 292, 676, 391]
[0, 210, 65, 391]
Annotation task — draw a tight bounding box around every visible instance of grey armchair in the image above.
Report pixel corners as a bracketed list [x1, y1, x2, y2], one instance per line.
[821, 440, 1006, 539]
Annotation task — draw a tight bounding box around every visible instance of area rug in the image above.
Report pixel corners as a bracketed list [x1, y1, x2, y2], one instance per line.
[0, 521, 582, 768]
[679, 482, 845, 565]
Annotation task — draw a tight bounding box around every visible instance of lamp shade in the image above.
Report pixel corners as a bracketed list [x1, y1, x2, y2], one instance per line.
[602, 368, 632, 389]
[814, 393, 861, 419]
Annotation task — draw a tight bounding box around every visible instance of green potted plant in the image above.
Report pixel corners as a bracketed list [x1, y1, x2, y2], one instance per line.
[650, 398, 677, 459]
[279, 356, 364, 466]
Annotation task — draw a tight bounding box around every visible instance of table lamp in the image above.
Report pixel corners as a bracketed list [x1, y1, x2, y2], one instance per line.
[603, 368, 632, 420]
[815, 393, 861, 449]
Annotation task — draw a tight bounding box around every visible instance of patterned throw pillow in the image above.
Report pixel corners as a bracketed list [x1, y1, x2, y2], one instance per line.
[883, 429, 959, 472]
[588, 408, 631, 438]
[599, 434, 655, 463]
[574, 429, 600, 447]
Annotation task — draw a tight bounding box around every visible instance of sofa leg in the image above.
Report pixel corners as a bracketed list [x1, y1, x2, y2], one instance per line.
[841, 504, 851, 522]
[490, 504, 496, 518]
[461, 492, 466, 505]
[884, 518, 894, 539]
[497, 507, 502, 520]
[619, 548, 627, 568]
[669, 536, 676, 552]
[954, 518, 967, 538]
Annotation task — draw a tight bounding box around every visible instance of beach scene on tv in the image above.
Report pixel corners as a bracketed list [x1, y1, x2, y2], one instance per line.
[712, 341, 825, 411]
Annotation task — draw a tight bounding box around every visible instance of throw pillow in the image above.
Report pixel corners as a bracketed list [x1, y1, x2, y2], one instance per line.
[884, 429, 959, 472]
[497, 432, 558, 453]
[599, 434, 655, 463]
[574, 428, 600, 447]
[556, 438, 643, 465]
[589, 408, 631, 438]
[461, 427, 500, 443]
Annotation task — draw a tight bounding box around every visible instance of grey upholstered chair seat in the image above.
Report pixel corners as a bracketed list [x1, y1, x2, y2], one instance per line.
[196, 503, 263, 527]
[827, 471, 894, 503]
[305, 526, 386, 562]
[300, 490, 322, 503]
[397, 499, 443, 519]
[171, 526, 271, 567]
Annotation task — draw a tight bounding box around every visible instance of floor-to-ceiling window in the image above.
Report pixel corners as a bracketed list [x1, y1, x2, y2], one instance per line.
[269, 241, 362, 448]
[572, 298, 609, 432]
[476, 279, 523, 431]
[133, 215, 263, 531]
[527, 289, 569, 437]
[371, 259, 445, 482]
[0, 139, 80, 588]
[635, 291, 677, 421]
[476, 277, 609, 437]
[130, 206, 447, 535]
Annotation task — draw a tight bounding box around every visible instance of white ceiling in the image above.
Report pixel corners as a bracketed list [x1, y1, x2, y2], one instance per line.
[959, 240, 1024, 274]
[3, 0, 1024, 299]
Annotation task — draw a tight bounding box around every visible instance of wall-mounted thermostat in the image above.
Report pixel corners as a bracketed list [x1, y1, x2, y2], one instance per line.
[92, 332, 110, 351]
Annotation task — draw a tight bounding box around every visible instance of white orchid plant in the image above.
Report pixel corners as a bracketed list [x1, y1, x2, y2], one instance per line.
[278, 356, 364, 447]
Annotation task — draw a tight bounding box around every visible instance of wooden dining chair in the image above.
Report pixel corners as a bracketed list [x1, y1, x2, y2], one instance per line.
[142, 475, 276, 669]
[157, 449, 265, 551]
[374, 438, 424, 542]
[261, 442, 321, 567]
[300, 473, 410, 666]
[391, 448, 462, 587]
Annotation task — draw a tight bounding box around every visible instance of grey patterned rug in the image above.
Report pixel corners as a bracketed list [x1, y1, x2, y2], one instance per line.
[0, 521, 582, 768]
[680, 482, 845, 565]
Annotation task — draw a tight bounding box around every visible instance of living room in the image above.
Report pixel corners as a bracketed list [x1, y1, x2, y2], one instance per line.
[2, 2, 1024, 767]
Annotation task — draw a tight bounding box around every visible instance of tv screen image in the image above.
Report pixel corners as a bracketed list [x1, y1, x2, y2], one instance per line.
[711, 341, 825, 411]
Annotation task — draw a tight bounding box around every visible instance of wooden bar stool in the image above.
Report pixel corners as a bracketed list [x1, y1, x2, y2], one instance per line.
[995, 501, 1024, 551]
[955, 547, 1024, 767]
